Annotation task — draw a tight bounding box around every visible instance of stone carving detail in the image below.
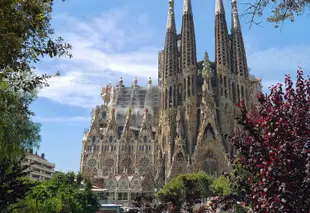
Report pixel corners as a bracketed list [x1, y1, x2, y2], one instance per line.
[101, 83, 112, 106]
[80, 0, 262, 197]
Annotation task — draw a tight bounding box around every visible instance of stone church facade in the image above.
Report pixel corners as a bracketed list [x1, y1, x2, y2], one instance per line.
[80, 0, 262, 199]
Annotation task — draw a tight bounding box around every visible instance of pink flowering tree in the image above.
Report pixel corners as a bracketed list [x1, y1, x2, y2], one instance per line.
[229, 69, 310, 212]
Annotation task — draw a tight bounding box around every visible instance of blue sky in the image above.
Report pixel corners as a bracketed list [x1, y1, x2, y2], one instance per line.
[31, 0, 310, 172]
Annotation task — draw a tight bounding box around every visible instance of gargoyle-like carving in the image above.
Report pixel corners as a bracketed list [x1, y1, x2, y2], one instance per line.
[101, 83, 112, 106]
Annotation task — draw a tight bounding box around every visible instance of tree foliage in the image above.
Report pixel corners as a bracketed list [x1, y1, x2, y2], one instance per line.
[0, 0, 71, 92]
[157, 172, 213, 212]
[211, 176, 231, 196]
[246, 0, 310, 27]
[0, 86, 41, 160]
[0, 0, 71, 159]
[227, 69, 310, 212]
[8, 172, 100, 213]
[0, 157, 36, 212]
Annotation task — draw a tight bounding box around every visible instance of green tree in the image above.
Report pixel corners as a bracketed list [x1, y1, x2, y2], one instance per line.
[0, 0, 71, 92]
[0, 0, 71, 160]
[0, 0, 72, 158]
[0, 157, 37, 212]
[157, 172, 213, 212]
[211, 176, 231, 196]
[0, 87, 41, 161]
[246, 0, 310, 27]
[9, 172, 100, 213]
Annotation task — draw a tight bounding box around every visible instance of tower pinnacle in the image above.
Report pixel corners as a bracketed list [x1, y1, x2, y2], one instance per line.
[231, 0, 248, 78]
[166, 0, 176, 30]
[162, 0, 179, 108]
[215, 0, 230, 69]
[215, 0, 225, 14]
[183, 0, 192, 15]
[181, 0, 197, 71]
[231, 0, 241, 31]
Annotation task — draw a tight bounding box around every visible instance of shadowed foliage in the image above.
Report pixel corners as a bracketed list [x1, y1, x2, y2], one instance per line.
[8, 172, 100, 213]
[0, 157, 36, 212]
[216, 70, 310, 212]
[245, 0, 310, 27]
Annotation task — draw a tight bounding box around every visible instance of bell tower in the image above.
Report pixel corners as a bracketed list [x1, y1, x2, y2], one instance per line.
[181, 0, 198, 156]
[159, 0, 179, 177]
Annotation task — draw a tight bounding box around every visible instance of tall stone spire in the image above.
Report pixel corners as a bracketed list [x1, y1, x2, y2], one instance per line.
[183, 0, 192, 15]
[215, 0, 234, 136]
[181, 0, 197, 71]
[215, 0, 230, 70]
[181, 0, 198, 156]
[166, 0, 176, 30]
[215, 0, 225, 14]
[231, 0, 241, 30]
[162, 0, 179, 109]
[231, 0, 248, 78]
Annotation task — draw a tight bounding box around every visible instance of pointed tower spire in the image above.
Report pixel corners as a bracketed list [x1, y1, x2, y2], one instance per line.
[215, 0, 225, 14]
[181, 0, 197, 72]
[183, 0, 192, 15]
[162, 0, 179, 109]
[215, 0, 230, 70]
[166, 0, 176, 31]
[231, 0, 241, 30]
[181, 0, 198, 156]
[231, 0, 249, 79]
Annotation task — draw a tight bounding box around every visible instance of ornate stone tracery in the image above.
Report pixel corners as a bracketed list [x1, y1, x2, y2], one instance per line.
[80, 0, 262, 201]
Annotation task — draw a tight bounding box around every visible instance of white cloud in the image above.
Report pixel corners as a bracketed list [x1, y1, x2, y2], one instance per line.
[247, 44, 310, 91]
[35, 116, 90, 123]
[38, 8, 159, 108]
[38, 7, 310, 108]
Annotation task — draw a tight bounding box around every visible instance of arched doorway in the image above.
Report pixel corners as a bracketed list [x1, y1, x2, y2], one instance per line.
[203, 150, 217, 177]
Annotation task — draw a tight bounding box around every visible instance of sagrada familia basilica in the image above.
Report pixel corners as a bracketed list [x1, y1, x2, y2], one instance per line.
[80, 0, 262, 203]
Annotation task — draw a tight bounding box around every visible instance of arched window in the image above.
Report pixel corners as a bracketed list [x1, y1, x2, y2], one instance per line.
[109, 136, 113, 143]
[92, 136, 96, 142]
[143, 136, 147, 143]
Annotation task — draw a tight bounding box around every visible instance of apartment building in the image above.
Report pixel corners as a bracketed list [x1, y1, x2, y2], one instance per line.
[22, 152, 55, 181]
